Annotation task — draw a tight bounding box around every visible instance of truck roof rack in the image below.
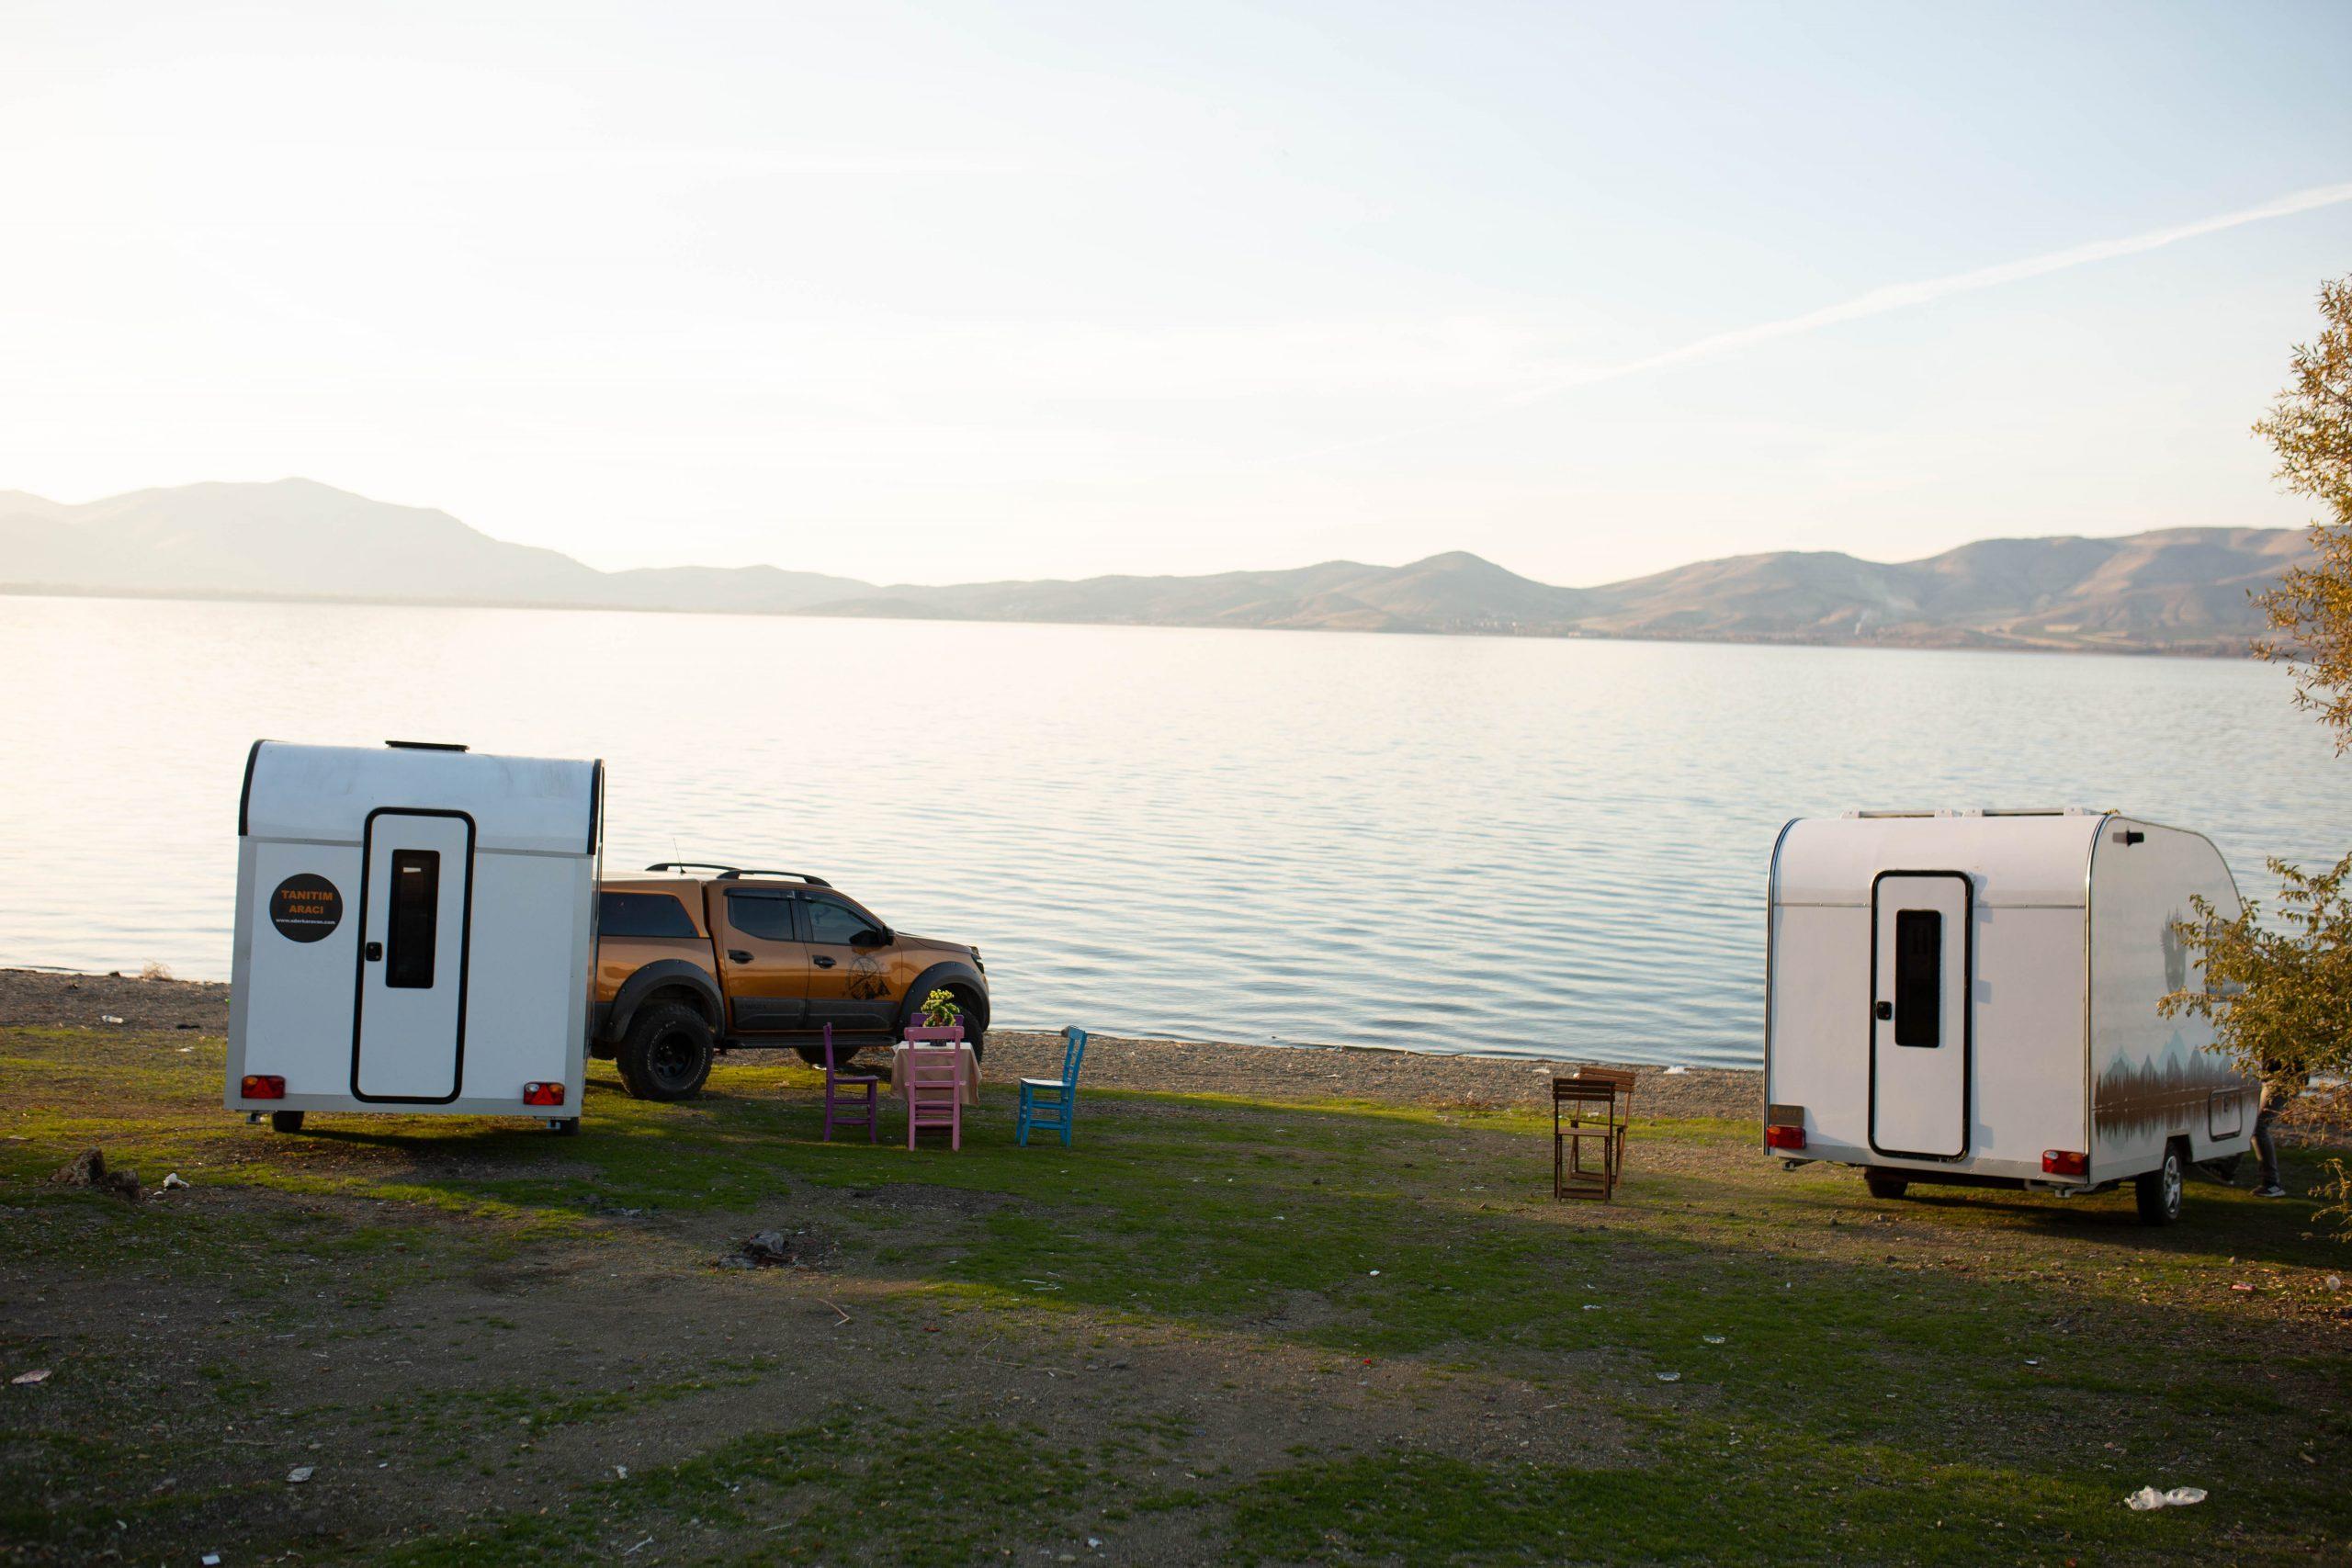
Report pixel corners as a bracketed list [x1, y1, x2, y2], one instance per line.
[642, 862, 833, 888]
[717, 868, 833, 887]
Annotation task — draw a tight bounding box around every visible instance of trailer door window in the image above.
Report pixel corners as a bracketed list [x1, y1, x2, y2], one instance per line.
[386, 850, 442, 989]
[1893, 908, 1941, 1046]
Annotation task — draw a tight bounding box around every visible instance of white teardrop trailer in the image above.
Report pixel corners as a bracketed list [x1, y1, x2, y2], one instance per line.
[1762, 808, 2257, 1224]
[226, 740, 604, 1134]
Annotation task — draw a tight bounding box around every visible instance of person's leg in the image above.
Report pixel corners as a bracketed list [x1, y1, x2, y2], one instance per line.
[2253, 1107, 2284, 1195]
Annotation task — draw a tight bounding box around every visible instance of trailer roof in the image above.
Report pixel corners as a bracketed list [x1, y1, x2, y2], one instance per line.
[242, 741, 601, 856]
[1771, 810, 2111, 908]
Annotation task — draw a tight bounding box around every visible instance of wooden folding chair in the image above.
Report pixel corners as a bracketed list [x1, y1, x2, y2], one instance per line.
[1567, 1065, 1636, 1176]
[1553, 1077, 1619, 1201]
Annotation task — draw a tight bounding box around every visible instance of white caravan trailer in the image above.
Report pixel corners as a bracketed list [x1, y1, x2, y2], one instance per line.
[227, 740, 604, 1134]
[1763, 809, 2256, 1224]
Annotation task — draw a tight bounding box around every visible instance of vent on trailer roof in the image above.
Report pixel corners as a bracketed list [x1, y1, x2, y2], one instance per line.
[1844, 806, 2099, 818]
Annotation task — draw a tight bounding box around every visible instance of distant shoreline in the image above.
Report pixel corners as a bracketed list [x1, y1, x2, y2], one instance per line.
[0, 582, 2248, 660]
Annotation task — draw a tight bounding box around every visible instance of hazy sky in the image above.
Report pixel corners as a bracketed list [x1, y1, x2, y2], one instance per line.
[4, 1, 2349, 586]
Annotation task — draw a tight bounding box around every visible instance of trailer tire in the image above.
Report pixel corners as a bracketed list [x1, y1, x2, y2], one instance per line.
[549, 1118, 581, 1136]
[2135, 1142, 2186, 1226]
[616, 1002, 715, 1101]
[1863, 1170, 1909, 1200]
[269, 1110, 306, 1134]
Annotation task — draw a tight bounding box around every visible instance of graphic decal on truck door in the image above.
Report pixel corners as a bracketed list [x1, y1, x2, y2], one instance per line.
[351, 809, 475, 1102]
[1869, 871, 1972, 1161]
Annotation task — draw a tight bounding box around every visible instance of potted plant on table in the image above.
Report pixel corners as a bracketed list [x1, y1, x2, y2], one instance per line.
[918, 988, 963, 1032]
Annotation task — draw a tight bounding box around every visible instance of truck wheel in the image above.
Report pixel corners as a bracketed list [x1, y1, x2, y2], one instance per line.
[1863, 1170, 1908, 1200]
[269, 1110, 306, 1134]
[2135, 1143, 2186, 1225]
[616, 1002, 715, 1101]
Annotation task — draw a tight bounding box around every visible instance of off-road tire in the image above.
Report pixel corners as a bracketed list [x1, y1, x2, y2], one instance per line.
[616, 1001, 715, 1101]
[269, 1110, 306, 1134]
[2135, 1142, 2186, 1226]
[1863, 1170, 1909, 1201]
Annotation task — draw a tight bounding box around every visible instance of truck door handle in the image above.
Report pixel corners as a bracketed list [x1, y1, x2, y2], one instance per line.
[728, 950, 752, 964]
[364, 942, 383, 962]
[1873, 1000, 1893, 1021]
[813, 955, 835, 968]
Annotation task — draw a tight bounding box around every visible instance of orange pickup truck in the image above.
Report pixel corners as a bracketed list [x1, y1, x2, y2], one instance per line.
[590, 864, 989, 1101]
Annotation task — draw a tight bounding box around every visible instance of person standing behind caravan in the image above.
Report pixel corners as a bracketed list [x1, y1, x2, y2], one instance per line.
[2252, 1057, 2310, 1197]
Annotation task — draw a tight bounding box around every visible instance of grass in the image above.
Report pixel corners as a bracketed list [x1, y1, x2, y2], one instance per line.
[1, 1024, 2346, 1564]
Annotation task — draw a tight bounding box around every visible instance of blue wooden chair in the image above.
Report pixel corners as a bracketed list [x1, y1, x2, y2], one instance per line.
[1016, 1027, 1089, 1147]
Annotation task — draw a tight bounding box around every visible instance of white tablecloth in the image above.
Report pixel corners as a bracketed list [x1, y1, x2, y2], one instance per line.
[888, 1042, 982, 1106]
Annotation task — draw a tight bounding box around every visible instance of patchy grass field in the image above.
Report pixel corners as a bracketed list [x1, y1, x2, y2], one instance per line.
[1, 1025, 2346, 1566]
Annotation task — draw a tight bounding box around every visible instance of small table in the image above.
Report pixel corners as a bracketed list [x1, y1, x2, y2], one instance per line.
[889, 1042, 982, 1107]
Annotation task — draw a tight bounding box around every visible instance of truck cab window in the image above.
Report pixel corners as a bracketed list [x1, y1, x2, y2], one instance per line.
[806, 897, 884, 948]
[724, 893, 799, 942]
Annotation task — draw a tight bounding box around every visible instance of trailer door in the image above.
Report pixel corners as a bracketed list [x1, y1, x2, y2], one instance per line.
[353, 810, 475, 1101]
[1869, 872, 1971, 1160]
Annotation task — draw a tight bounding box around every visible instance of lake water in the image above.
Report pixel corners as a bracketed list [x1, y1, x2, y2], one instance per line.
[1, 594, 2343, 1067]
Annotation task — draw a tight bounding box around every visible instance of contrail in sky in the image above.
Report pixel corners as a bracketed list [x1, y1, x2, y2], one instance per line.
[1274, 178, 2352, 464]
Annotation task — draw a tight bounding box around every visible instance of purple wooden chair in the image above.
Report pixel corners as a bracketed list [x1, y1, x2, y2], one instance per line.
[903, 1043, 965, 1151]
[820, 1024, 879, 1143]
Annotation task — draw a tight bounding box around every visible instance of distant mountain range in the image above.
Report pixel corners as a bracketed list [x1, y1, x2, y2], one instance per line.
[0, 478, 2315, 655]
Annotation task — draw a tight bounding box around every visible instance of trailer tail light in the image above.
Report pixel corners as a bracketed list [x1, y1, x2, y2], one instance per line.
[1765, 1123, 1805, 1151]
[241, 1075, 286, 1100]
[523, 1082, 565, 1107]
[2041, 1149, 2087, 1178]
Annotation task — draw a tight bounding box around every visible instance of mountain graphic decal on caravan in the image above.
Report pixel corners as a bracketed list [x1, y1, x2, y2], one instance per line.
[2093, 1053, 2254, 1139]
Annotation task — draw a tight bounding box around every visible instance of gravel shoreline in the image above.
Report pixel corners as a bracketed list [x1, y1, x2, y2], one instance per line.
[0, 967, 1764, 1120]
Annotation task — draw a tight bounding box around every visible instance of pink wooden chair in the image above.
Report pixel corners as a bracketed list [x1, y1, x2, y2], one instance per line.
[903, 1043, 965, 1151]
[820, 1023, 879, 1143]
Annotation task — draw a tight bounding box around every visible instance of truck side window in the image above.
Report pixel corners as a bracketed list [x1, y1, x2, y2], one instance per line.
[806, 898, 883, 947]
[1893, 908, 1940, 1047]
[599, 893, 698, 939]
[725, 893, 799, 942]
[387, 850, 441, 989]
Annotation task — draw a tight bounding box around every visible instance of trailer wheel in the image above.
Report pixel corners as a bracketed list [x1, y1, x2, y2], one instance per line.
[549, 1118, 581, 1136]
[269, 1110, 306, 1134]
[2135, 1142, 2186, 1225]
[1863, 1170, 1909, 1200]
[616, 1002, 715, 1101]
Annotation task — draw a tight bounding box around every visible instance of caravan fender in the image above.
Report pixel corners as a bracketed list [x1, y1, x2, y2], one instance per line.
[605, 959, 724, 1042]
